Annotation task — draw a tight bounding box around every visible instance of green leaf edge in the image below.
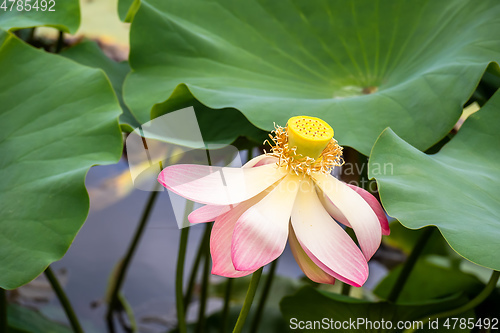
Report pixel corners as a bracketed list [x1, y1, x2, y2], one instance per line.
[367, 91, 500, 271]
[0, 30, 123, 289]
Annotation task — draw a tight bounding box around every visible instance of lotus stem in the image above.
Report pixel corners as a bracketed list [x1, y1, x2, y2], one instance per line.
[45, 266, 84, 333]
[55, 30, 64, 53]
[221, 278, 233, 333]
[106, 186, 160, 325]
[175, 200, 195, 333]
[184, 222, 212, 312]
[196, 223, 213, 333]
[232, 267, 263, 333]
[341, 282, 351, 296]
[250, 259, 278, 333]
[387, 227, 434, 302]
[0, 288, 7, 333]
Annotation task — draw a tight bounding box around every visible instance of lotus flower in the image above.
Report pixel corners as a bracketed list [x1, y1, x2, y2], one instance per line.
[158, 116, 389, 286]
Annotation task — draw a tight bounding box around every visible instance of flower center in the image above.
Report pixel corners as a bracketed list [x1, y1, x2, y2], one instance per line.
[264, 116, 344, 176]
[287, 116, 334, 159]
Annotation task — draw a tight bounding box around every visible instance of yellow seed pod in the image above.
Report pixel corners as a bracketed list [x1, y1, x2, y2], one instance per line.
[287, 116, 334, 159]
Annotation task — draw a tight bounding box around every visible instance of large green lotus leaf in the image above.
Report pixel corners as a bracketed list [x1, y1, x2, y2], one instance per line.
[0, 0, 80, 33]
[151, 85, 268, 147]
[124, 0, 500, 155]
[7, 304, 72, 333]
[384, 223, 449, 256]
[0, 30, 122, 289]
[61, 40, 140, 132]
[369, 89, 500, 271]
[374, 259, 483, 302]
[280, 287, 474, 333]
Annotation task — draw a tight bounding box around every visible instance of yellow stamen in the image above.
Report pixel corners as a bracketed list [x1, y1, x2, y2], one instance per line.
[264, 116, 344, 176]
[287, 116, 334, 159]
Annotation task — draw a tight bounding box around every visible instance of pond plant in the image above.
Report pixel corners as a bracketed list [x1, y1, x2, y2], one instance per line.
[1, 0, 500, 332]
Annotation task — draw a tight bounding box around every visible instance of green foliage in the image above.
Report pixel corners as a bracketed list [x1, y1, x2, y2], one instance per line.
[374, 259, 483, 302]
[280, 286, 474, 333]
[369, 89, 500, 271]
[173, 275, 302, 333]
[7, 304, 72, 333]
[0, 30, 123, 289]
[61, 40, 140, 132]
[1, 0, 499, 330]
[192, 306, 291, 333]
[124, 0, 500, 155]
[151, 85, 268, 147]
[169, 306, 290, 333]
[0, 0, 80, 33]
[384, 222, 449, 256]
[210, 274, 302, 307]
[118, 0, 140, 22]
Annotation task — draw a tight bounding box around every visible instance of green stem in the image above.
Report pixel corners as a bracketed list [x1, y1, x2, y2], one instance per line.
[106, 188, 160, 324]
[195, 223, 213, 333]
[221, 278, 233, 333]
[184, 222, 212, 312]
[117, 292, 136, 332]
[341, 282, 351, 296]
[183, 240, 203, 313]
[250, 260, 278, 333]
[232, 268, 263, 333]
[404, 270, 500, 333]
[55, 30, 64, 53]
[246, 148, 253, 161]
[27, 27, 36, 44]
[0, 288, 7, 333]
[175, 200, 195, 333]
[45, 266, 84, 333]
[387, 227, 434, 303]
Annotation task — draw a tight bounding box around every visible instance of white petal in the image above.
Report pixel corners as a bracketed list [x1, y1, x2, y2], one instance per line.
[291, 178, 368, 287]
[312, 173, 382, 260]
[317, 190, 351, 228]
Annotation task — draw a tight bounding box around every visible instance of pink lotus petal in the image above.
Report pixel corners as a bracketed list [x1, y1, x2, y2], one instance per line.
[299, 244, 365, 287]
[313, 173, 382, 261]
[210, 199, 260, 278]
[158, 163, 286, 205]
[289, 226, 335, 285]
[290, 178, 368, 287]
[188, 204, 231, 224]
[231, 174, 300, 271]
[243, 155, 278, 168]
[189, 156, 280, 224]
[345, 184, 390, 236]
